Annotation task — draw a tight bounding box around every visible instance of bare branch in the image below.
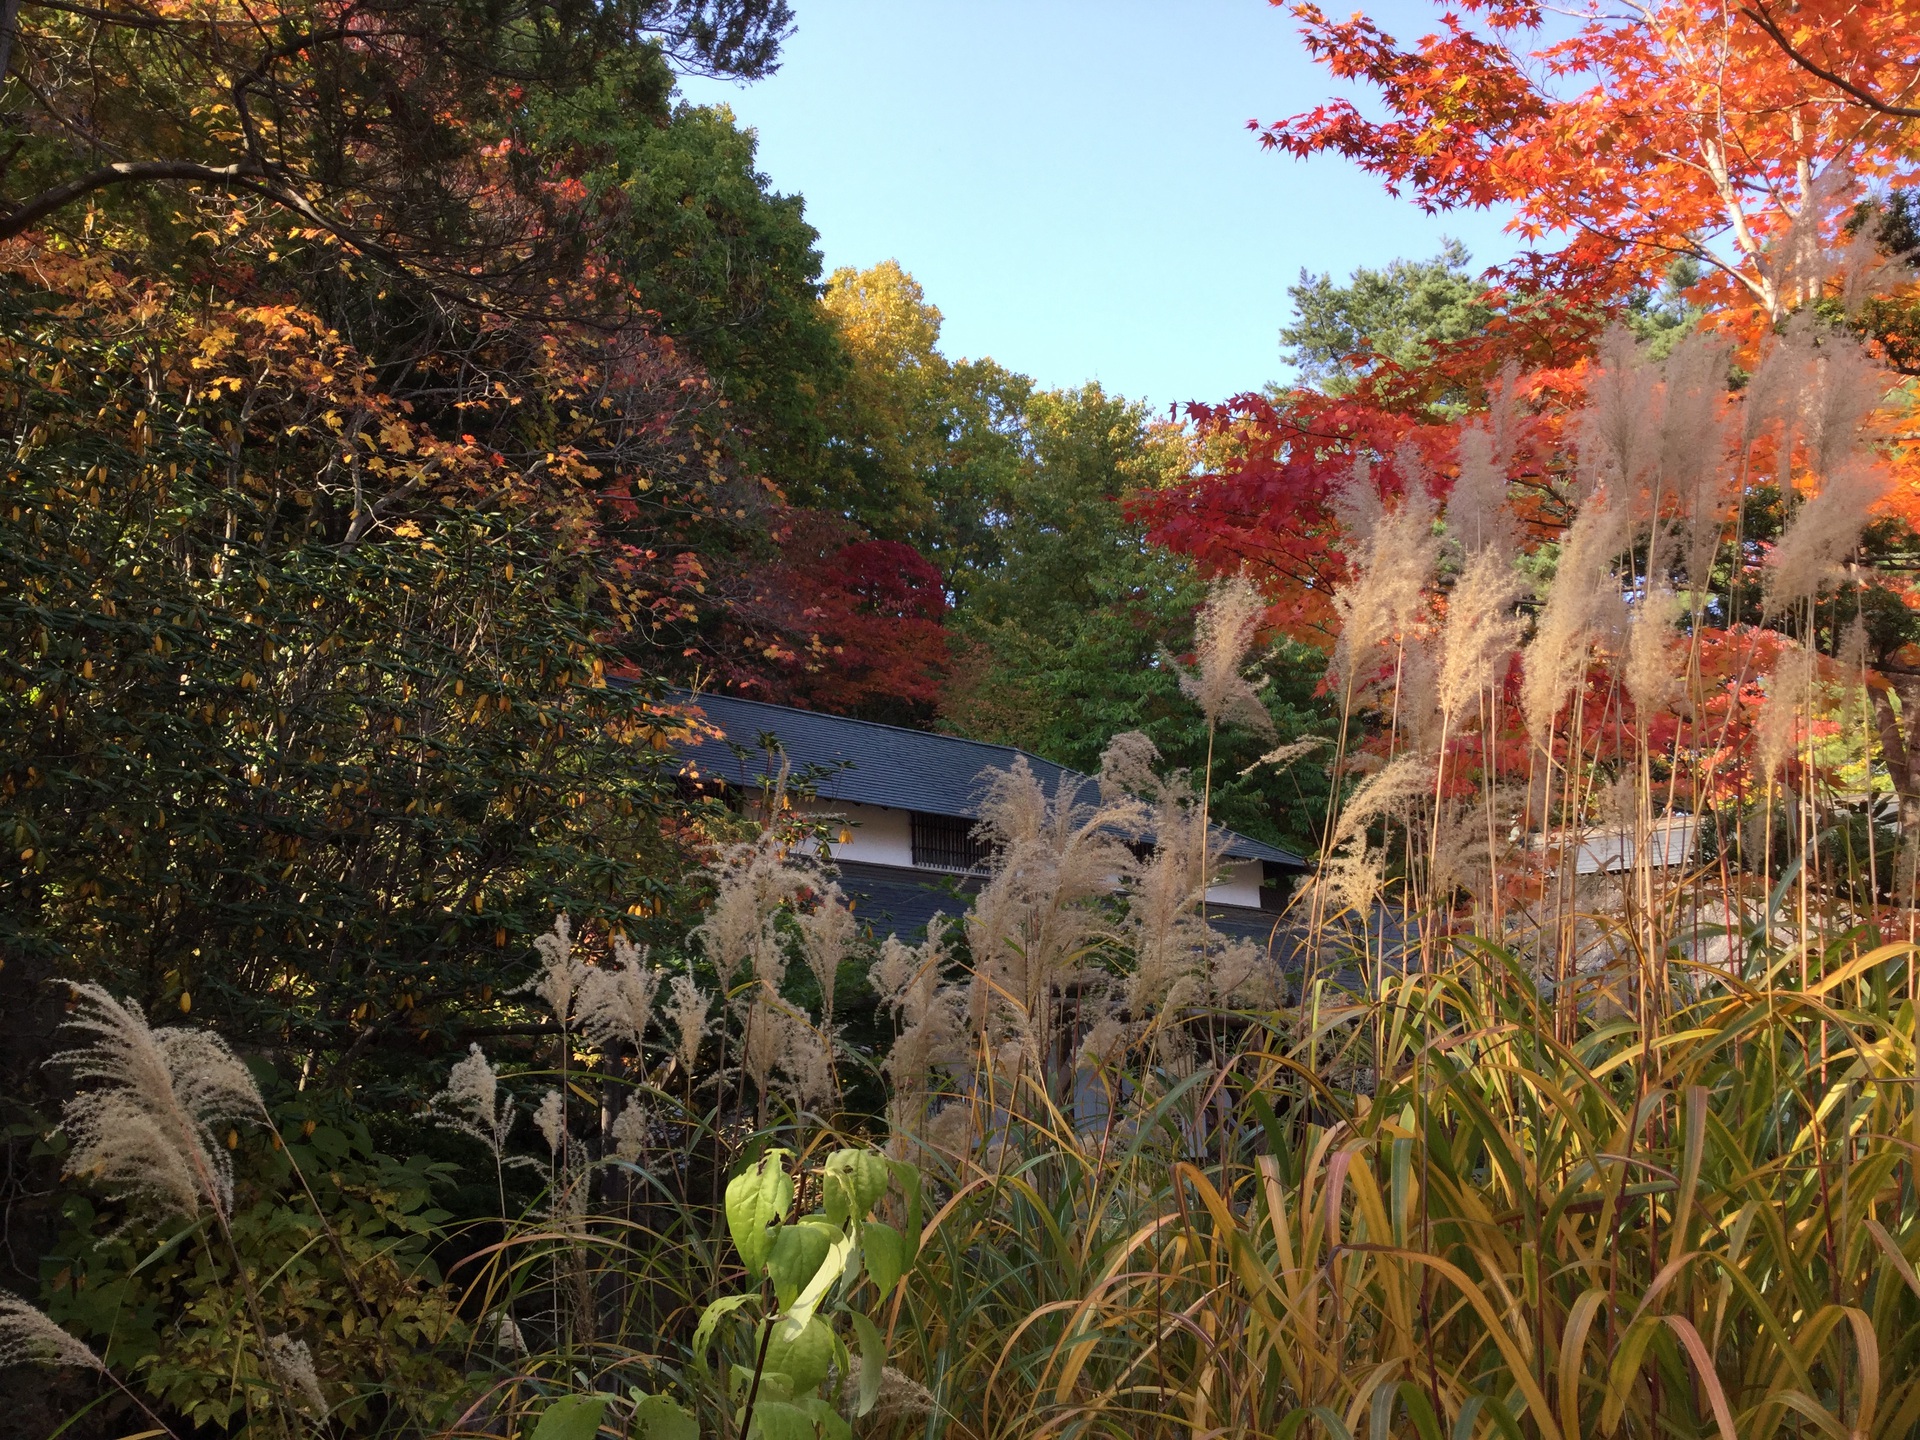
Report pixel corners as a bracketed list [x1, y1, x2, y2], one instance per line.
[0, 158, 265, 238]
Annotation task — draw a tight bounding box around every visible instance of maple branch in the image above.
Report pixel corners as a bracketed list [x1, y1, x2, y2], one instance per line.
[19, 0, 174, 30]
[1742, 2, 1920, 120]
[0, 158, 270, 238]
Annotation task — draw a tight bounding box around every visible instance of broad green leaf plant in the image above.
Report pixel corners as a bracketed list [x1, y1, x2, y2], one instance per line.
[689, 1147, 920, 1440]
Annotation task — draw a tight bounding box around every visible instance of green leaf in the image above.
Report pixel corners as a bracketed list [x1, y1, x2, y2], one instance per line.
[746, 1399, 817, 1440]
[692, 1293, 758, 1371]
[821, 1150, 889, 1227]
[726, 1150, 794, 1275]
[778, 1229, 854, 1338]
[629, 1391, 698, 1440]
[850, 1312, 884, 1418]
[766, 1219, 837, 1311]
[530, 1393, 611, 1440]
[800, 1396, 852, 1440]
[862, 1221, 906, 1297]
[763, 1314, 834, 1394]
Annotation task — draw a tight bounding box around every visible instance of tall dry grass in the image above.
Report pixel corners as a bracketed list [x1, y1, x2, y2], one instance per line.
[863, 235, 1920, 1440]
[888, 936, 1920, 1440]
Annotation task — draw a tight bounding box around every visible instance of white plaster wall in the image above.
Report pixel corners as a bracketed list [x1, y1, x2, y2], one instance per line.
[796, 798, 914, 868]
[1206, 858, 1265, 908]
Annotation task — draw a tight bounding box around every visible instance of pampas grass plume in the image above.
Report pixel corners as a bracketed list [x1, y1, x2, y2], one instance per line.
[265, 1333, 327, 1417]
[1177, 573, 1275, 735]
[0, 1291, 101, 1370]
[578, 936, 662, 1051]
[431, 1044, 516, 1160]
[54, 982, 264, 1222]
[1521, 500, 1626, 741]
[1438, 547, 1524, 725]
[663, 974, 714, 1074]
[1763, 457, 1889, 612]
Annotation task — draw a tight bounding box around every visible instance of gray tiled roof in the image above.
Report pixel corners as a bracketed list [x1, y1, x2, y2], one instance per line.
[668, 688, 1305, 868]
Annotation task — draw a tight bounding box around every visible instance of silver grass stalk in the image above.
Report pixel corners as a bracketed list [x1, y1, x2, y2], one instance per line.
[1837, 203, 1917, 318]
[775, 1013, 835, 1111]
[693, 823, 815, 984]
[1120, 785, 1211, 1019]
[1763, 457, 1890, 613]
[532, 1090, 566, 1157]
[610, 1100, 651, 1161]
[1429, 800, 1495, 905]
[1437, 547, 1525, 727]
[1624, 585, 1683, 716]
[1176, 572, 1276, 735]
[522, 915, 589, 1034]
[1322, 754, 1432, 915]
[1655, 332, 1738, 593]
[868, 1367, 938, 1426]
[1796, 334, 1888, 477]
[1521, 500, 1627, 742]
[264, 1333, 327, 1418]
[1098, 728, 1166, 800]
[1330, 754, 1432, 854]
[1393, 633, 1444, 757]
[964, 758, 1146, 1066]
[1741, 318, 1818, 467]
[1446, 362, 1522, 558]
[577, 936, 662, 1051]
[430, 1043, 516, 1161]
[1208, 935, 1280, 1008]
[1330, 472, 1439, 702]
[1657, 332, 1732, 490]
[1838, 615, 1872, 731]
[1240, 735, 1327, 777]
[1770, 168, 1849, 313]
[53, 982, 264, 1222]
[0, 1291, 102, 1370]
[1448, 426, 1520, 559]
[662, 974, 714, 1074]
[1577, 326, 1663, 500]
[873, 922, 965, 1108]
[1757, 653, 1813, 785]
[739, 996, 783, 1102]
[1330, 454, 1386, 549]
[794, 883, 858, 1028]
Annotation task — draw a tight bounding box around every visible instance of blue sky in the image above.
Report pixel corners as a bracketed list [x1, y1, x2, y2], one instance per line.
[676, 0, 1528, 412]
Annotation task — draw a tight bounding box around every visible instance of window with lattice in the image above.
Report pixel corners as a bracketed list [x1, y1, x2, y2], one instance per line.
[910, 812, 990, 873]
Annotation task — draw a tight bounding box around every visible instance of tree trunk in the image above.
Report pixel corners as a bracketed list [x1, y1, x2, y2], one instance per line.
[1870, 681, 1920, 902]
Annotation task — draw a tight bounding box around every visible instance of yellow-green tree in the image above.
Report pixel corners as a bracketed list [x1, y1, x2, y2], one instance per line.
[810, 260, 1030, 581]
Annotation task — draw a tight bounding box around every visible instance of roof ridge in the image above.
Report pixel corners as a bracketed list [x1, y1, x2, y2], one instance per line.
[660, 686, 1306, 869]
[666, 686, 1059, 773]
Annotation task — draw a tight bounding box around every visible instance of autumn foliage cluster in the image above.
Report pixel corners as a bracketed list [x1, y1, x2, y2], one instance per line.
[1138, 0, 1920, 899]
